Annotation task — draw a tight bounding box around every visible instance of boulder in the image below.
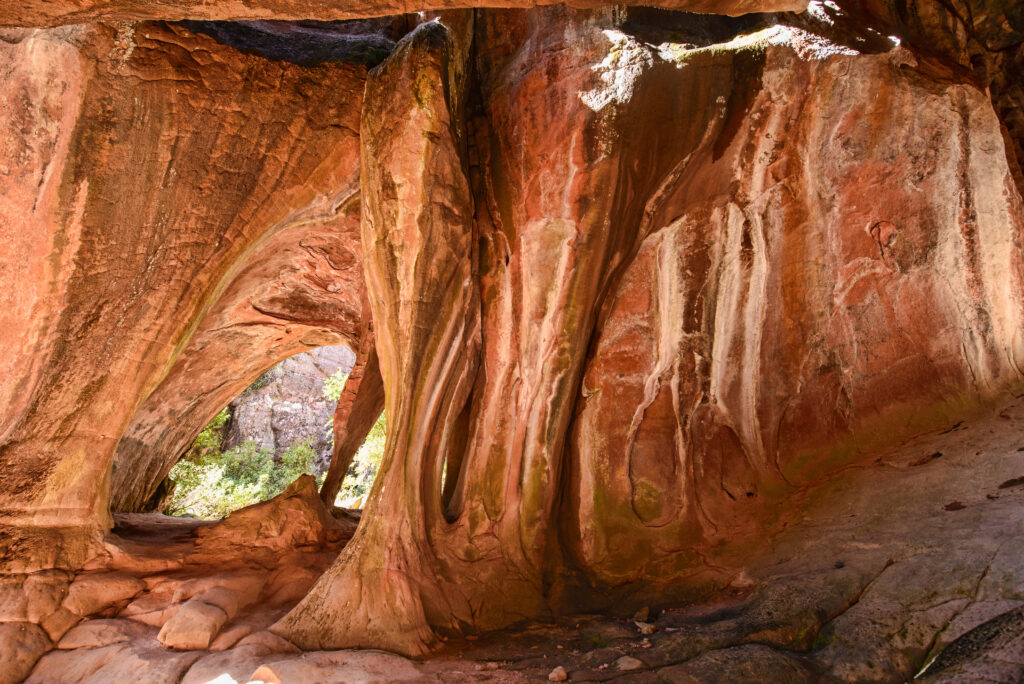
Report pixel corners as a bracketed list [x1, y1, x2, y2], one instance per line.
[157, 600, 228, 650]
[0, 622, 51, 684]
[63, 573, 145, 617]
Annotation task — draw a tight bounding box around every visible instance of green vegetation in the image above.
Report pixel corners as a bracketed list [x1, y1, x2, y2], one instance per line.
[163, 362, 388, 518]
[321, 367, 348, 403]
[336, 411, 386, 505]
[247, 370, 274, 392]
[321, 367, 387, 506]
[162, 409, 319, 519]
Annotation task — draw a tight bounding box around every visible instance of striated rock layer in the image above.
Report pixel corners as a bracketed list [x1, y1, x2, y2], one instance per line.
[0, 0, 807, 28]
[0, 21, 367, 565]
[276, 4, 1024, 656]
[0, 0, 1022, 679]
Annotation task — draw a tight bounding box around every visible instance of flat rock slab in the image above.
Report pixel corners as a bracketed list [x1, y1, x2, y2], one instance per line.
[158, 599, 228, 650]
[27, 637, 202, 684]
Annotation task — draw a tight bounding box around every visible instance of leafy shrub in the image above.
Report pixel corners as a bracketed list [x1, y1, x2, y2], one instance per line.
[246, 370, 274, 392]
[322, 368, 349, 402]
[163, 430, 318, 519]
[335, 411, 386, 505]
[185, 408, 230, 460]
[164, 360, 388, 517]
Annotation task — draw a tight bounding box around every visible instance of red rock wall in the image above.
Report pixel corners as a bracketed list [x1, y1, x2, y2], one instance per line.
[0, 0, 807, 28]
[0, 0, 1022, 663]
[0, 22, 365, 565]
[277, 7, 1024, 654]
[568, 36, 1024, 585]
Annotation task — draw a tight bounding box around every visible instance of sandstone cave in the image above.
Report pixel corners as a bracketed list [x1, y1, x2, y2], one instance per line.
[0, 0, 1023, 682]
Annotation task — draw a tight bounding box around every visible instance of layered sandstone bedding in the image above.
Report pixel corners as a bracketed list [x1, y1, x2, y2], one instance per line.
[0, 0, 1022, 682]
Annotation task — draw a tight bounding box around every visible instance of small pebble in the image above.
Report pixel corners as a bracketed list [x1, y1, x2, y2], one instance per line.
[548, 665, 568, 681]
[616, 656, 644, 671]
[634, 620, 656, 635]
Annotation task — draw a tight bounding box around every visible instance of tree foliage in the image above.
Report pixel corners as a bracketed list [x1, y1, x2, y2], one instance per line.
[163, 411, 318, 519]
[322, 367, 349, 402]
[336, 411, 386, 505]
[165, 362, 387, 517]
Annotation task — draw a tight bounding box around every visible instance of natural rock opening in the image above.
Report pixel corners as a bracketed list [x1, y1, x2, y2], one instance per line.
[142, 345, 385, 518]
[1, 0, 1023, 682]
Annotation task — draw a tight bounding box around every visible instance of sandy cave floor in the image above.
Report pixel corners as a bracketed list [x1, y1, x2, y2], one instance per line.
[12, 396, 1024, 683]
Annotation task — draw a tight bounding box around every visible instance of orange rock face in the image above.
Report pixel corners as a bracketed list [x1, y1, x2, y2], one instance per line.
[0, 0, 1022, 679]
[277, 5, 1024, 655]
[567, 23, 1024, 585]
[0, 22, 366, 553]
[0, 0, 808, 28]
[110, 120, 364, 513]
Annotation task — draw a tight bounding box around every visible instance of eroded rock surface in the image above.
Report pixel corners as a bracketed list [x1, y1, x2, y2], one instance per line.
[276, 3, 1024, 658]
[0, 0, 807, 28]
[0, 20, 368, 561]
[5, 402, 1021, 683]
[0, 0, 1023, 682]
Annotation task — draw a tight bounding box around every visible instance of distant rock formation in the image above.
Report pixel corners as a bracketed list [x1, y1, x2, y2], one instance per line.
[223, 346, 355, 471]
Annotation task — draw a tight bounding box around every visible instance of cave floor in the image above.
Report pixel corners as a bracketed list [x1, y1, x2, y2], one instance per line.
[17, 396, 1024, 683]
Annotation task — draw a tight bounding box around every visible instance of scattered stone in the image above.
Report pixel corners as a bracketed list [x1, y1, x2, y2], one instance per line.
[616, 655, 645, 671]
[634, 620, 657, 635]
[548, 665, 568, 681]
